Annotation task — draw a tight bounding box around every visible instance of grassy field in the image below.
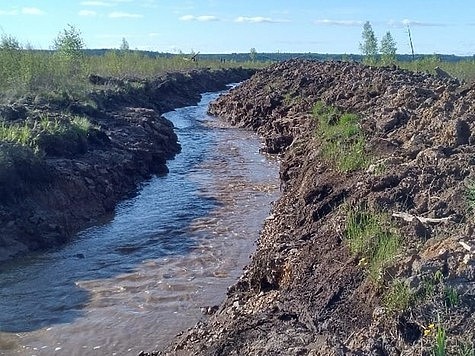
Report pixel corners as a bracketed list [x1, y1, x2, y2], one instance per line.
[0, 47, 267, 103]
[396, 56, 475, 82]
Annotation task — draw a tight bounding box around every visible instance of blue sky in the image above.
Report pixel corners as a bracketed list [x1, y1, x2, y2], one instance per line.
[0, 1, 474, 55]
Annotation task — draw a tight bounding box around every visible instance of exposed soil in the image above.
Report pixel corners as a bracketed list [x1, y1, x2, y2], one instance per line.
[155, 60, 475, 355]
[0, 68, 254, 262]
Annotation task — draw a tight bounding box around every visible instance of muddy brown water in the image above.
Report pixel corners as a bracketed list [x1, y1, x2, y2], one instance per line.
[0, 90, 280, 355]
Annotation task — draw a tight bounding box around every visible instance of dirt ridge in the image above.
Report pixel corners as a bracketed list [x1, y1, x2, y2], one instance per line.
[157, 60, 475, 355]
[0, 67, 254, 262]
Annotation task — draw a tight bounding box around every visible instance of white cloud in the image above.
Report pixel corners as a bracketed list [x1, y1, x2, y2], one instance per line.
[79, 10, 97, 17]
[108, 11, 143, 18]
[179, 15, 219, 22]
[314, 19, 363, 26]
[80, 1, 114, 6]
[235, 16, 289, 24]
[21, 7, 45, 15]
[402, 19, 447, 27]
[148, 32, 160, 37]
[388, 19, 447, 28]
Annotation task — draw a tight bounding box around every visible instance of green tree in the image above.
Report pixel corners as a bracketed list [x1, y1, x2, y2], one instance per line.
[53, 24, 85, 76]
[249, 47, 257, 61]
[380, 31, 397, 65]
[54, 24, 85, 59]
[359, 21, 378, 64]
[0, 34, 21, 50]
[120, 37, 130, 51]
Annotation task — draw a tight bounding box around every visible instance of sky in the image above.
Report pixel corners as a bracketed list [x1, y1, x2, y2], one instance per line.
[0, 1, 474, 55]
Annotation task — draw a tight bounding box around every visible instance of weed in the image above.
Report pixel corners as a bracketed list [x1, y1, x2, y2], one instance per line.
[345, 206, 401, 281]
[0, 114, 93, 157]
[71, 116, 93, 134]
[457, 341, 474, 356]
[414, 270, 447, 303]
[444, 286, 459, 308]
[466, 180, 475, 213]
[313, 101, 370, 172]
[0, 122, 33, 146]
[383, 279, 412, 312]
[369, 160, 387, 175]
[432, 318, 447, 356]
[418, 276, 437, 301]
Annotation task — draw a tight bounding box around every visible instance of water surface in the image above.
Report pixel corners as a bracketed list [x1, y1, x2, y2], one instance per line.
[0, 90, 280, 355]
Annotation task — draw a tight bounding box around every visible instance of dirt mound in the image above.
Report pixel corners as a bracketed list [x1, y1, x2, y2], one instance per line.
[0, 67, 254, 262]
[157, 60, 475, 355]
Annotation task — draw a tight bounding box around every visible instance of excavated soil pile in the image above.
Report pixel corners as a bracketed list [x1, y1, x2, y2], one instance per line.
[157, 60, 475, 355]
[0, 68, 254, 262]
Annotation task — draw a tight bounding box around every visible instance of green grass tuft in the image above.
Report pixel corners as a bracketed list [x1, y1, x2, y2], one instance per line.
[345, 206, 401, 281]
[313, 101, 370, 172]
[383, 279, 412, 312]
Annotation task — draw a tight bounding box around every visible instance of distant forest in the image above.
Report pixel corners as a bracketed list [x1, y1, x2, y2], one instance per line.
[80, 50, 474, 63]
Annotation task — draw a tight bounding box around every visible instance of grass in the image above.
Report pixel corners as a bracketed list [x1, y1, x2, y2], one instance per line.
[0, 115, 94, 155]
[344, 206, 401, 281]
[457, 341, 474, 356]
[0, 48, 266, 103]
[383, 279, 412, 312]
[465, 180, 475, 213]
[313, 101, 370, 172]
[432, 316, 447, 356]
[443, 286, 459, 308]
[397, 56, 475, 83]
[0, 121, 33, 146]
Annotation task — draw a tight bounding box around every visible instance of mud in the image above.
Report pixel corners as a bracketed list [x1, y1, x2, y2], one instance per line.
[157, 60, 475, 355]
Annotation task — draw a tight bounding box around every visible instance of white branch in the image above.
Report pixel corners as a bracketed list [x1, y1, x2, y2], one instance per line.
[392, 212, 453, 224]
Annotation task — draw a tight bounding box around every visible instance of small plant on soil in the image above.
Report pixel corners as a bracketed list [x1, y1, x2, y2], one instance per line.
[443, 286, 459, 308]
[432, 317, 447, 356]
[414, 270, 445, 303]
[0, 115, 94, 157]
[465, 180, 475, 213]
[313, 101, 370, 172]
[383, 279, 412, 312]
[344, 206, 401, 281]
[0, 121, 33, 147]
[456, 341, 474, 356]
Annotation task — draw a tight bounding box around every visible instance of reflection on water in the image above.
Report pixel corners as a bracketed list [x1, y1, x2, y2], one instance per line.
[0, 90, 280, 355]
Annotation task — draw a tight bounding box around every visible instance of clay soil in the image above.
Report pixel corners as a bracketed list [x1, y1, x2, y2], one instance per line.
[155, 60, 475, 355]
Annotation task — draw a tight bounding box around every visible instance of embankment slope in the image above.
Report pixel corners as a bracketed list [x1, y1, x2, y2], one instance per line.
[160, 60, 475, 355]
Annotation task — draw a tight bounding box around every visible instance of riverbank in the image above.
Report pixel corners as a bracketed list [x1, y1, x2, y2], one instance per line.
[159, 60, 475, 355]
[0, 68, 254, 262]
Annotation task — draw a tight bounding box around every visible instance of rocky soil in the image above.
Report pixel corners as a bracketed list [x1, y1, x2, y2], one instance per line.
[0, 68, 254, 262]
[156, 60, 475, 355]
